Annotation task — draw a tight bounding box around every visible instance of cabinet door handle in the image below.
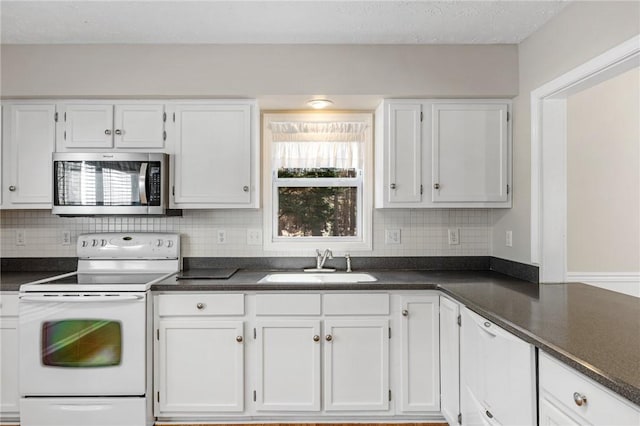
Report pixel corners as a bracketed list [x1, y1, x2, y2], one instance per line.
[114, 129, 122, 135]
[8, 185, 16, 192]
[236, 336, 243, 343]
[433, 183, 440, 190]
[104, 129, 112, 135]
[243, 186, 249, 192]
[325, 334, 333, 342]
[313, 335, 320, 342]
[196, 302, 205, 310]
[390, 183, 397, 190]
[573, 392, 587, 406]
[402, 309, 409, 317]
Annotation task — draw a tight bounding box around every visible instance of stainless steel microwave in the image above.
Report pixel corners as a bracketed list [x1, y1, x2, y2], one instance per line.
[52, 152, 169, 215]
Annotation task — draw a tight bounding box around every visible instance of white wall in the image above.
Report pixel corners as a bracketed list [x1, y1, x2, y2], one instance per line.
[491, 1, 640, 264]
[0, 44, 517, 99]
[567, 67, 640, 272]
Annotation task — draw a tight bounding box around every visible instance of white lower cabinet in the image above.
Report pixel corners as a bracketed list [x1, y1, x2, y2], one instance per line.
[439, 295, 461, 425]
[255, 320, 321, 411]
[398, 295, 440, 413]
[155, 294, 245, 417]
[539, 351, 640, 426]
[460, 307, 536, 426]
[0, 293, 19, 421]
[324, 318, 390, 411]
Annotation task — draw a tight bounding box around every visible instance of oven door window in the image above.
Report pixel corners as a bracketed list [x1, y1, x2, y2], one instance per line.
[42, 319, 122, 367]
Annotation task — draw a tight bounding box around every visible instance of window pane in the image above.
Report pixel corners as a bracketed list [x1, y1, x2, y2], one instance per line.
[278, 187, 358, 237]
[277, 168, 357, 179]
[42, 319, 122, 367]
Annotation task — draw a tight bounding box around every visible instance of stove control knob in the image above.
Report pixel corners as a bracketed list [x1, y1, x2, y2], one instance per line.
[157, 239, 163, 247]
[92, 239, 99, 247]
[82, 240, 88, 247]
[101, 239, 107, 247]
[167, 240, 174, 248]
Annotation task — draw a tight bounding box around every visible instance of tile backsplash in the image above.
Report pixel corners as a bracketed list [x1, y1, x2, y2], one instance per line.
[0, 209, 490, 258]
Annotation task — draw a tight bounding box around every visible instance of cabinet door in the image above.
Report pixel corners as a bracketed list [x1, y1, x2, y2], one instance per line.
[255, 320, 321, 411]
[158, 320, 244, 413]
[324, 319, 389, 411]
[3, 104, 55, 206]
[398, 295, 439, 412]
[114, 104, 165, 149]
[0, 318, 19, 418]
[63, 104, 114, 148]
[432, 103, 508, 203]
[539, 396, 584, 426]
[460, 308, 535, 426]
[173, 104, 253, 207]
[440, 296, 460, 424]
[387, 103, 422, 204]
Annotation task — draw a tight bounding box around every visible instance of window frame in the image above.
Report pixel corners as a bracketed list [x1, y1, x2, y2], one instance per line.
[262, 112, 373, 253]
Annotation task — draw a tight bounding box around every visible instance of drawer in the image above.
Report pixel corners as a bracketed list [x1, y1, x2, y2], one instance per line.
[539, 352, 640, 425]
[323, 293, 389, 315]
[157, 294, 244, 316]
[0, 293, 19, 316]
[256, 294, 321, 315]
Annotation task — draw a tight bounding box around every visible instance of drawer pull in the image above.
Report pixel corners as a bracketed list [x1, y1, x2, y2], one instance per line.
[196, 302, 205, 310]
[573, 392, 587, 407]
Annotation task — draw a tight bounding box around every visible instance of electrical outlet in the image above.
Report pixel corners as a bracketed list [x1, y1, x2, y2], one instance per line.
[16, 229, 25, 246]
[247, 229, 262, 245]
[61, 230, 72, 246]
[506, 230, 513, 247]
[448, 228, 460, 245]
[385, 229, 401, 244]
[216, 230, 227, 244]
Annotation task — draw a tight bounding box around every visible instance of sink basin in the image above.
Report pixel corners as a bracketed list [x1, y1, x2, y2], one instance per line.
[258, 273, 377, 284]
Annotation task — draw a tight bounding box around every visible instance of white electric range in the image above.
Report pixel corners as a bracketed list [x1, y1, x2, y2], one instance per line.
[18, 233, 180, 426]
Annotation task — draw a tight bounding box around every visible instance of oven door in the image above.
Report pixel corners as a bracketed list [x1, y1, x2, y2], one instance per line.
[19, 292, 147, 396]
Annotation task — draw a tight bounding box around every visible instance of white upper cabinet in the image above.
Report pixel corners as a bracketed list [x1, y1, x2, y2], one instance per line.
[58, 103, 166, 150]
[432, 103, 509, 203]
[1, 103, 56, 208]
[171, 102, 258, 208]
[375, 99, 512, 208]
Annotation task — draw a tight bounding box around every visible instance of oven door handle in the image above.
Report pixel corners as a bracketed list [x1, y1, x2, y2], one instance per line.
[54, 404, 110, 412]
[19, 295, 144, 302]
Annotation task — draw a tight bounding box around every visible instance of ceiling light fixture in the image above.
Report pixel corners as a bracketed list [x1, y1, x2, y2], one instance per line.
[307, 98, 334, 109]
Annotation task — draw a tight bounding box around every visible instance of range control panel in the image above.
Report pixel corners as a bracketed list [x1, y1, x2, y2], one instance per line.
[77, 233, 180, 259]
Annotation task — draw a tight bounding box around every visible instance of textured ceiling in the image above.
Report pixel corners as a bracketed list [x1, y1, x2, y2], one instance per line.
[1, 0, 572, 45]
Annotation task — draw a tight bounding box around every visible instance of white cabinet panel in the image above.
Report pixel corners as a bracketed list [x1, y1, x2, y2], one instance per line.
[432, 103, 509, 203]
[0, 316, 19, 419]
[460, 307, 535, 426]
[255, 320, 321, 411]
[324, 319, 389, 411]
[2, 104, 56, 207]
[173, 103, 256, 208]
[539, 352, 640, 426]
[114, 104, 165, 149]
[63, 104, 114, 148]
[388, 103, 422, 204]
[158, 320, 244, 413]
[440, 296, 460, 425]
[398, 295, 440, 412]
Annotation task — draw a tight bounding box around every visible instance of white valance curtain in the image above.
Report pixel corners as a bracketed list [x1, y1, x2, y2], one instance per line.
[270, 121, 367, 169]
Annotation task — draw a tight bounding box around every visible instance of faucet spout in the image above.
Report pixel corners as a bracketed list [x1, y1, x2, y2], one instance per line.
[317, 248, 333, 269]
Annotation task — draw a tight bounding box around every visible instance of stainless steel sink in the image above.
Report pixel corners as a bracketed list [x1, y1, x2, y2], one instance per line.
[258, 272, 377, 284]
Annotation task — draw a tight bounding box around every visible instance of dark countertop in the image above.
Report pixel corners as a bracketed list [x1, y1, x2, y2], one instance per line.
[3, 269, 639, 406]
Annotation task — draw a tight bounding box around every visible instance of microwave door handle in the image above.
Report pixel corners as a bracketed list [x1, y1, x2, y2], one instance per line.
[139, 163, 148, 205]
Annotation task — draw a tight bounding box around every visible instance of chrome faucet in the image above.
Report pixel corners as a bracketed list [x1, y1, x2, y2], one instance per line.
[304, 249, 335, 272]
[316, 249, 333, 269]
